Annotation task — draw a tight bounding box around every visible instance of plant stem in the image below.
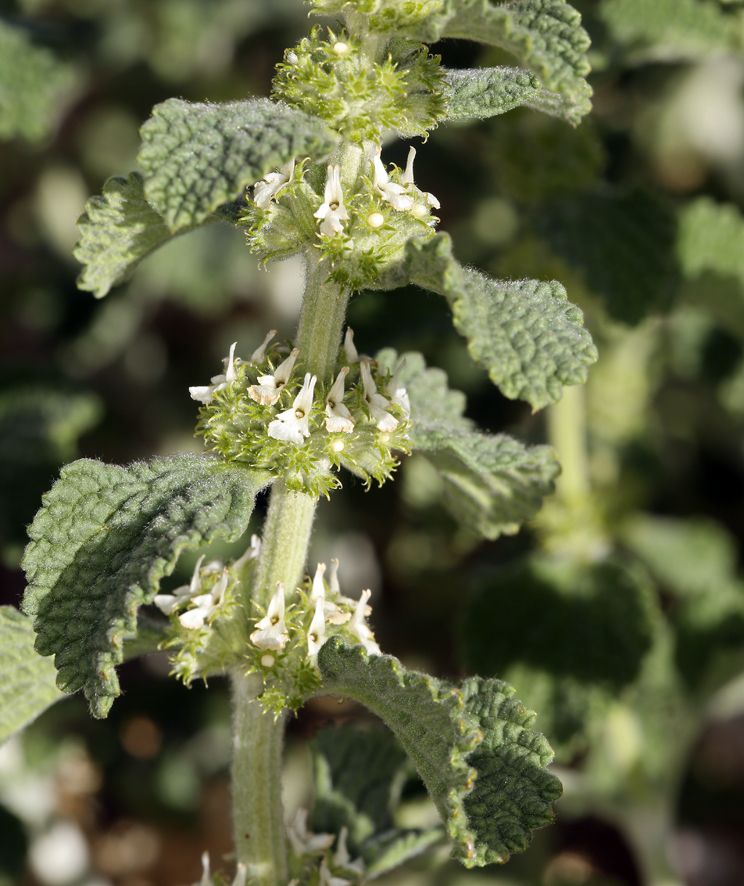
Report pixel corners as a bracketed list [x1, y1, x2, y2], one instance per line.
[546, 383, 590, 505]
[231, 671, 288, 886]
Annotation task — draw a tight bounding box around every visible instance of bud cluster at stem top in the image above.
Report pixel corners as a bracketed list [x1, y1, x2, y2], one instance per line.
[191, 331, 412, 497]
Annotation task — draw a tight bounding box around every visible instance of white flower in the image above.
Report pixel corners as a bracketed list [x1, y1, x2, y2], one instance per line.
[311, 560, 348, 624]
[328, 558, 341, 596]
[371, 147, 413, 211]
[196, 851, 211, 886]
[401, 146, 440, 211]
[250, 330, 277, 363]
[343, 328, 358, 363]
[360, 361, 398, 432]
[268, 372, 317, 446]
[232, 534, 262, 572]
[248, 348, 299, 405]
[319, 859, 350, 886]
[189, 342, 240, 404]
[178, 568, 229, 630]
[384, 360, 411, 419]
[250, 582, 289, 650]
[287, 808, 334, 856]
[307, 596, 327, 661]
[154, 555, 206, 615]
[231, 865, 247, 886]
[349, 589, 381, 655]
[325, 367, 355, 433]
[310, 562, 327, 604]
[334, 827, 365, 875]
[314, 165, 349, 236]
[253, 159, 295, 209]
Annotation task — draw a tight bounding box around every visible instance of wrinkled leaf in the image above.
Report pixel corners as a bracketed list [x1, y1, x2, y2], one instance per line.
[22, 455, 270, 717]
[138, 97, 338, 231]
[318, 639, 562, 867]
[377, 350, 558, 537]
[373, 233, 597, 410]
[0, 607, 64, 745]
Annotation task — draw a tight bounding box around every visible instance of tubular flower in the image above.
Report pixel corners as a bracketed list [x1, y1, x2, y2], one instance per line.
[253, 159, 295, 209]
[400, 146, 441, 213]
[343, 327, 359, 363]
[248, 348, 299, 405]
[349, 589, 381, 655]
[189, 342, 240, 404]
[371, 147, 413, 211]
[250, 582, 289, 650]
[250, 330, 277, 363]
[384, 360, 411, 419]
[334, 827, 365, 875]
[306, 596, 328, 662]
[360, 360, 398, 432]
[231, 534, 262, 573]
[178, 568, 229, 630]
[154, 555, 206, 616]
[268, 372, 317, 446]
[314, 165, 349, 236]
[287, 808, 334, 856]
[325, 367, 355, 433]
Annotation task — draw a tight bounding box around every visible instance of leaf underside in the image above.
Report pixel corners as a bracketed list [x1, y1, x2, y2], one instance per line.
[22, 454, 269, 717]
[373, 233, 597, 410]
[318, 638, 562, 867]
[376, 349, 559, 537]
[138, 97, 338, 231]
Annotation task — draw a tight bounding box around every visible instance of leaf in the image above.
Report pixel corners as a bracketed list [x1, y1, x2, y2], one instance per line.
[597, 0, 737, 60]
[318, 638, 562, 867]
[0, 607, 64, 745]
[444, 67, 540, 118]
[461, 555, 657, 753]
[0, 20, 74, 143]
[677, 197, 744, 287]
[311, 724, 444, 876]
[138, 97, 338, 231]
[376, 350, 559, 538]
[539, 190, 679, 325]
[74, 173, 179, 298]
[22, 454, 270, 718]
[373, 233, 597, 410]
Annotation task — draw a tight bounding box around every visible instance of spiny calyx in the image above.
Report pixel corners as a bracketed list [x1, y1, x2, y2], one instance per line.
[192, 331, 411, 497]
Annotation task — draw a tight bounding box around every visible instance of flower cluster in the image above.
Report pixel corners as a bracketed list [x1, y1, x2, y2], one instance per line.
[271, 26, 446, 142]
[243, 147, 440, 291]
[193, 332, 411, 496]
[309, 0, 447, 38]
[244, 559, 381, 715]
[287, 809, 366, 886]
[155, 536, 262, 684]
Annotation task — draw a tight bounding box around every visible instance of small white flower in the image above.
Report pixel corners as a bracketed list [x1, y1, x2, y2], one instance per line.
[319, 858, 351, 886]
[248, 348, 299, 405]
[325, 367, 355, 433]
[250, 330, 277, 363]
[314, 165, 349, 236]
[328, 558, 341, 596]
[349, 589, 381, 655]
[361, 361, 398, 432]
[401, 146, 440, 210]
[232, 534, 262, 573]
[287, 808, 334, 856]
[310, 562, 327, 604]
[250, 583, 289, 650]
[154, 555, 206, 615]
[312, 560, 348, 624]
[196, 851, 211, 886]
[254, 159, 295, 209]
[384, 360, 411, 419]
[334, 827, 365, 875]
[307, 597, 328, 661]
[371, 147, 413, 211]
[231, 864, 247, 886]
[189, 342, 240, 404]
[268, 372, 317, 446]
[343, 328, 358, 364]
[178, 568, 229, 630]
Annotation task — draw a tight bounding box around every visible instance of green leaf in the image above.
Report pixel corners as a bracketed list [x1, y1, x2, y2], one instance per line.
[539, 190, 678, 325]
[0, 20, 74, 143]
[318, 639, 562, 867]
[597, 0, 737, 60]
[22, 454, 270, 718]
[374, 233, 597, 410]
[462, 555, 657, 753]
[74, 173, 179, 298]
[0, 607, 64, 745]
[677, 197, 744, 287]
[138, 97, 338, 231]
[376, 350, 559, 537]
[311, 724, 444, 876]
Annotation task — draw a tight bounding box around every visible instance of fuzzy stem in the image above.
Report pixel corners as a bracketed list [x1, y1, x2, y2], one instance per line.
[546, 383, 591, 504]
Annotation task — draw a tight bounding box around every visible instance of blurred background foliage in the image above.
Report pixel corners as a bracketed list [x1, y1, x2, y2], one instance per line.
[4, 0, 744, 884]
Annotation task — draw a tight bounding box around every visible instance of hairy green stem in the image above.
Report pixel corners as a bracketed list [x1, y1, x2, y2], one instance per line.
[546, 383, 590, 505]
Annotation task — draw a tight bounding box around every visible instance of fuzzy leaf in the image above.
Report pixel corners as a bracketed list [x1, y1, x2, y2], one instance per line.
[677, 197, 744, 287]
[444, 67, 540, 118]
[74, 173, 178, 298]
[374, 234, 597, 410]
[22, 455, 270, 718]
[137, 97, 337, 231]
[318, 639, 562, 867]
[377, 350, 559, 537]
[311, 724, 444, 876]
[0, 20, 74, 143]
[0, 607, 64, 744]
